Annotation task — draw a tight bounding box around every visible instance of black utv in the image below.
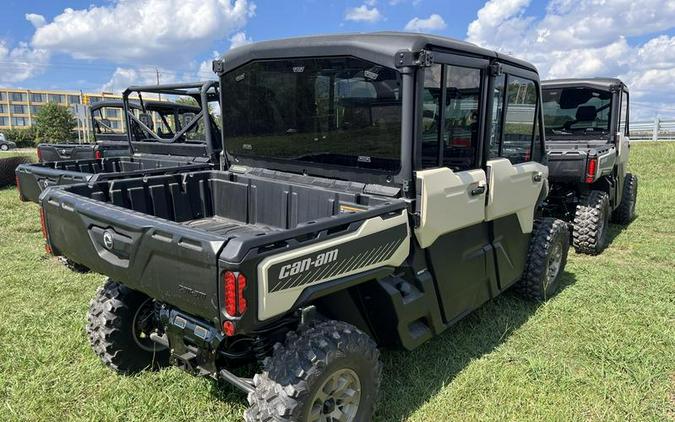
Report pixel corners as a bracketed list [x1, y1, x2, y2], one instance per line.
[40, 33, 569, 421]
[542, 78, 638, 255]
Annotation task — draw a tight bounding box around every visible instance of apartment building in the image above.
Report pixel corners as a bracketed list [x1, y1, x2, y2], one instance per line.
[0, 88, 125, 135]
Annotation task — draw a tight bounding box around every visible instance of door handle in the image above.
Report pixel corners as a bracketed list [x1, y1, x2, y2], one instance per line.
[532, 172, 543, 183]
[470, 185, 486, 196]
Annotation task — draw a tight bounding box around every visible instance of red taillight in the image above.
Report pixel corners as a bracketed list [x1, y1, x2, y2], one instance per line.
[222, 321, 235, 337]
[585, 157, 598, 183]
[39, 208, 52, 254]
[95, 150, 103, 160]
[224, 271, 237, 316]
[237, 273, 248, 314]
[223, 270, 248, 318]
[36, 147, 42, 162]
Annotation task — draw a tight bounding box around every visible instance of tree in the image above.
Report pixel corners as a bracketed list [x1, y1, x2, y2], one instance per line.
[33, 102, 77, 143]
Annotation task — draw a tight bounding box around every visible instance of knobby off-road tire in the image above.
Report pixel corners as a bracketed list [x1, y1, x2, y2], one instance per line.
[572, 190, 610, 255]
[514, 217, 569, 301]
[86, 279, 169, 374]
[245, 320, 382, 422]
[58, 256, 91, 273]
[612, 173, 638, 225]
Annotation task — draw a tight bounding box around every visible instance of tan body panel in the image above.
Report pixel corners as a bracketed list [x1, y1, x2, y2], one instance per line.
[257, 211, 410, 321]
[414, 167, 487, 248]
[485, 159, 548, 234]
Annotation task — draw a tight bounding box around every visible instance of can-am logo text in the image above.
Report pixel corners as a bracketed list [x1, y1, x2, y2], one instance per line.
[278, 249, 338, 280]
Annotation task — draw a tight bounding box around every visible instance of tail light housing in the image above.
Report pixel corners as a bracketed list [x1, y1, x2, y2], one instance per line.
[95, 150, 103, 160]
[223, 271, 247, 317]
[585, 157, 598, 183]
[36, 147, 42, 162]
[39, 208, 52, 254]
[15, 175, 25, 202]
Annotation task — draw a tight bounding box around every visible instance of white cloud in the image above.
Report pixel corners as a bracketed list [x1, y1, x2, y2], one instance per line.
[229, 31, 253, 49]
[0, 41, 49, 83]
[25, 13, 46, 28]
[30, 0, 256, 65]
[466, 0, 675, 119]
[101, 66, 178, 93]
[404, 14, 447, 32]
[345, 5, 383, 22]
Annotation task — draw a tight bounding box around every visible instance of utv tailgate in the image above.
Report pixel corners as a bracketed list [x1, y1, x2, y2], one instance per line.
[41, 189, 225, 321]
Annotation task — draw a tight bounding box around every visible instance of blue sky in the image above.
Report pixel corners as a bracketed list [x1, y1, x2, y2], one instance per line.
[0, 0, 673, 119]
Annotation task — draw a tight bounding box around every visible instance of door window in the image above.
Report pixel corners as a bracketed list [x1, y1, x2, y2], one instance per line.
[420, 64, 482, 171]
[442, 66, 481, 171]
[488, 75, 539, 164]
[618, 91, 629, 135]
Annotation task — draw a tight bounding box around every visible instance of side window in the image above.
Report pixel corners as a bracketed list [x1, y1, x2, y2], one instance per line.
[421, 65, 442, 168]
[619, 91, 629, 135]
[501, 76, 537, 164]
[442, 66, 481, 171]
[487, 74, 506, 160]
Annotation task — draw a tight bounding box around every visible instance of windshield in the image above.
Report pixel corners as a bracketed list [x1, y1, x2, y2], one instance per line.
[221, 56, 402, 173]
[542, 87, 611, 138]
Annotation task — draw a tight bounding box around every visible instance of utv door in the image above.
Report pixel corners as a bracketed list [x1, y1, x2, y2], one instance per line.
[484, 66, 547, 289]
[414, 55, 498, 324]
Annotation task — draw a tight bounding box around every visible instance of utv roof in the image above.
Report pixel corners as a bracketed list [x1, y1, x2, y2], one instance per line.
[214, 32, 538, 74]
[542, 78, 628, 92]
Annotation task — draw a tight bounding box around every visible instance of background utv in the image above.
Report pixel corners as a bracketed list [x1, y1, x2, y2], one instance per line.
[40, 33, 570, 421]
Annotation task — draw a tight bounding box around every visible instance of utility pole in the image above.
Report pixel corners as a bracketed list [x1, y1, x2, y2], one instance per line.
[156, 67, 161, 101]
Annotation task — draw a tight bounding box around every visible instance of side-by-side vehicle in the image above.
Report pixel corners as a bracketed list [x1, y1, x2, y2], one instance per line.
[542, 78, 638, 255]
[40, 33, 570, 421]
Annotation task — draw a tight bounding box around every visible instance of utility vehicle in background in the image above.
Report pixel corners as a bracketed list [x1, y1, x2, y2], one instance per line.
[40, 33, 569, 421]
[36, 98, 210, 162]
[542, 78, 638, 255]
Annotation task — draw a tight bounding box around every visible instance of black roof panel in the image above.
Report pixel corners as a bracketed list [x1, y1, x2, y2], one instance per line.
[542, 78, 627, 92]
[216, 32, 538, 74]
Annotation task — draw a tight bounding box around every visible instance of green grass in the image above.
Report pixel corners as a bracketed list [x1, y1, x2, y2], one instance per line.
[1, 143, 673, 421]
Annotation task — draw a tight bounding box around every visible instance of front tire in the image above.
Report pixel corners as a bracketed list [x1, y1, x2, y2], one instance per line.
[572, 190, 610, 255]
[514, 217, 569, 301]
[245, 320, 382, 422]
[86, 279, 169, 374]
[612, 173, 638, 225]
[0, 144, 8, 151]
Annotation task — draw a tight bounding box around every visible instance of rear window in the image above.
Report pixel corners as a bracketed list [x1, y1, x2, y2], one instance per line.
[221, 57, 402, 173]
[543, 87, 611, 138]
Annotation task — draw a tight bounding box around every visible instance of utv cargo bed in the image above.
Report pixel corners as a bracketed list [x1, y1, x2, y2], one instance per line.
[41, 170, 407, 322]
[16, 155, 212, 203]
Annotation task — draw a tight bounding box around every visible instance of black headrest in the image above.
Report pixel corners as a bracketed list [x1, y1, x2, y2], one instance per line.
[576, 106, 597, 121]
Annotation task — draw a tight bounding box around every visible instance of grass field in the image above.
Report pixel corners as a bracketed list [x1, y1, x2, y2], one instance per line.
[0, 143, 673, 421]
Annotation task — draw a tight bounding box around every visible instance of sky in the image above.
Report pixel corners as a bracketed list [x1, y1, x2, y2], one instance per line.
[0, 0, 673, 120]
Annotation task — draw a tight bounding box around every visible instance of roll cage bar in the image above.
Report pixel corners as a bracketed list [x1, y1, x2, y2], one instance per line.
[122, 81, 220, 158]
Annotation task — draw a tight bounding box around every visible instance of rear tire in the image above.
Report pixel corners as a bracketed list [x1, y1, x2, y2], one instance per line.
[245, 320, 382, 422]
[572, 190, 610, 255]
[612, 173, 638, 225]
[0, 144, 8, 151]
[86, 279, 169, 374]
[514, 217, 569, 301]
[58, 256, 91, 273]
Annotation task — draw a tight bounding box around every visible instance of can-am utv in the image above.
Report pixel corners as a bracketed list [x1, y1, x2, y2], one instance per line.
[40, 33, 569, 421]
[541, 78, 638, 255]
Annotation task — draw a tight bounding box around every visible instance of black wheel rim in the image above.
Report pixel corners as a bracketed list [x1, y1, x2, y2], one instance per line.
[132, 299, 164, 352]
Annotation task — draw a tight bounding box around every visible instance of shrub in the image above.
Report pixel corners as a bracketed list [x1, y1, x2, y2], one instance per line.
[0, 156, 34, 187]
[2, 128, 38, 148]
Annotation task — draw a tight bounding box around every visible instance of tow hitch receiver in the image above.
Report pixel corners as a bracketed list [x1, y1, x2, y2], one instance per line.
[156, 306, 256, 394]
